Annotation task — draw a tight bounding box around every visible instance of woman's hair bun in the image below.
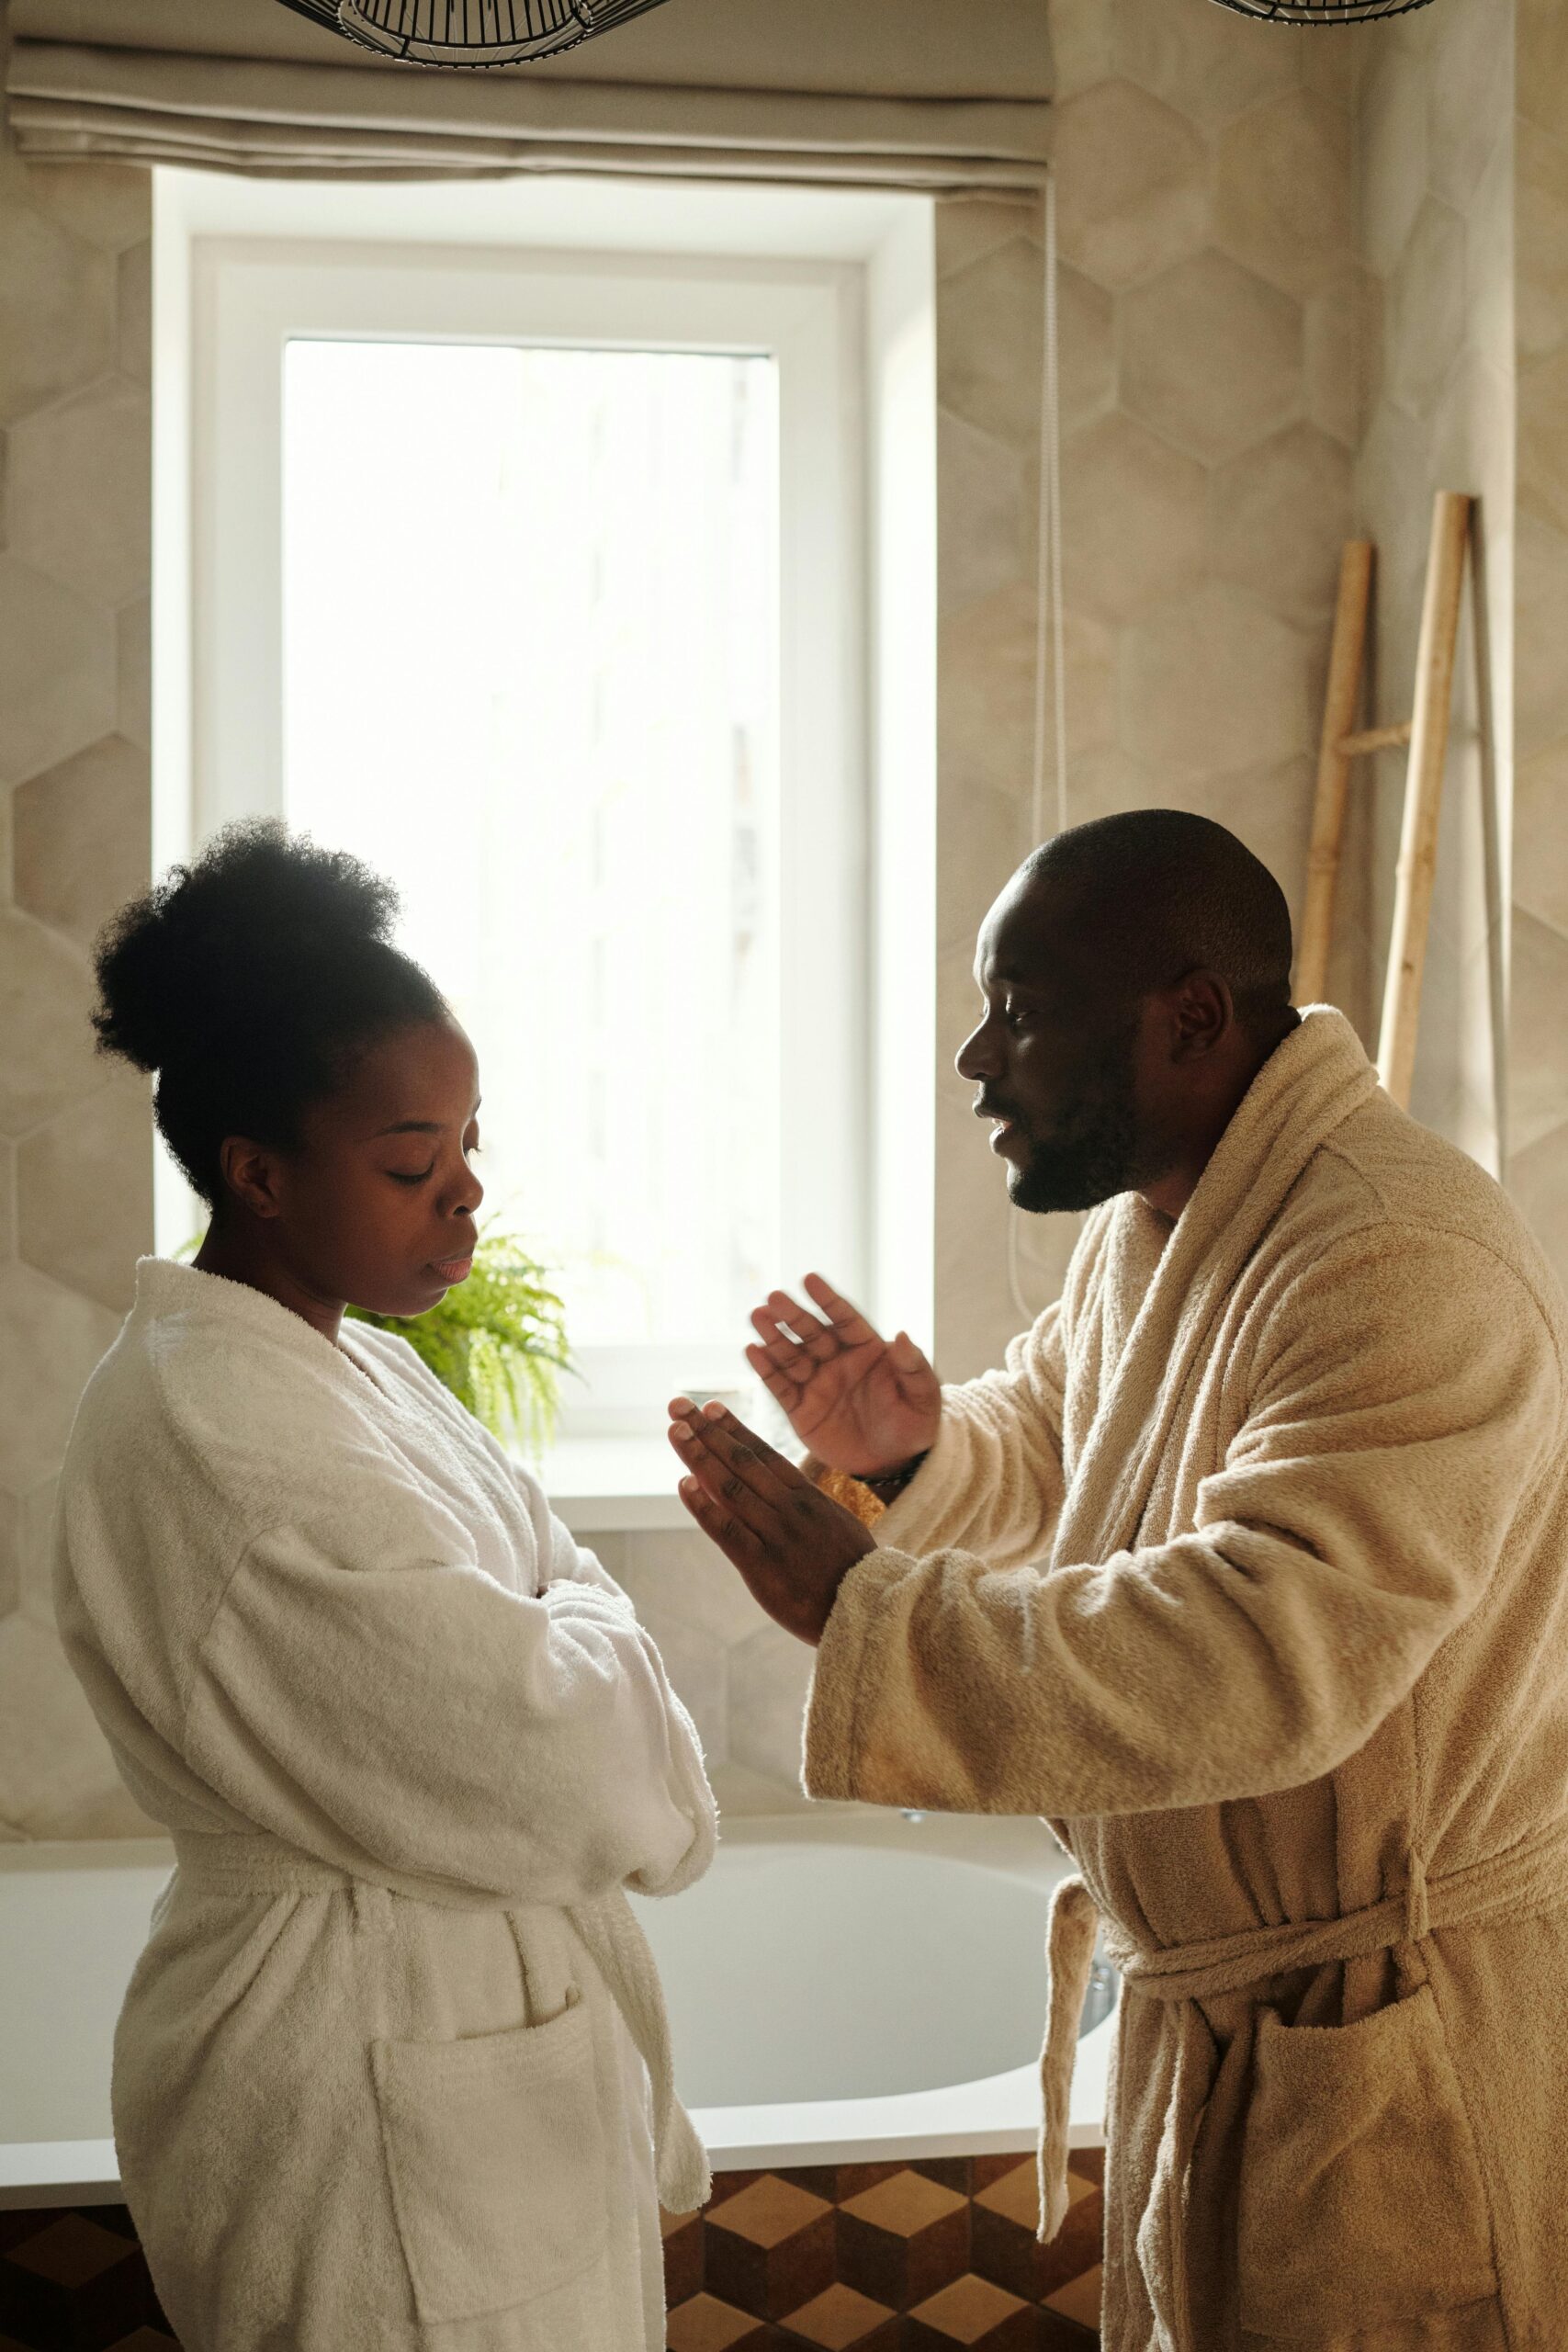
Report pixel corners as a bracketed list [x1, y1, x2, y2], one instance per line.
[92, 821, 404, 1077]
[91, 822, 444, 1206]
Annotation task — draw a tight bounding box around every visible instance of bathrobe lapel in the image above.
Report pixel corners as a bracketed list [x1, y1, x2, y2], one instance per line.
[1052, 1010, 1378, 1577]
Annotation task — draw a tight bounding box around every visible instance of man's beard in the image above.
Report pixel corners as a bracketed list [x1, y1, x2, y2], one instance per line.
[1007, 1023, 1173, 1214]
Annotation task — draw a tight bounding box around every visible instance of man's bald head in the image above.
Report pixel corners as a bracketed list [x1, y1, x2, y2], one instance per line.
[958, 811, 1301, 1217]
[1019, 808, 1295, 1039]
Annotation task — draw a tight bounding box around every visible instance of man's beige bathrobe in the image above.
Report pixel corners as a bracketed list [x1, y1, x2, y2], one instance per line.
[53, 1260, 716, 2352]
[807, 1009, 1568, 2352]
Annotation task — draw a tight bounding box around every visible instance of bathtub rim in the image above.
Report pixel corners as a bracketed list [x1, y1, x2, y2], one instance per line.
[0, 1813, 1113, 2208]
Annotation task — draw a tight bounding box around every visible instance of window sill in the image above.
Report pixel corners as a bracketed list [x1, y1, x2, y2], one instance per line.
[525, 1435, 691, 1534]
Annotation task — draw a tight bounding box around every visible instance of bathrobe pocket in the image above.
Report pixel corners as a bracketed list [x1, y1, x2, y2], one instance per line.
[1236, 1984, 1497, 2338]
[371, 1995, 609, 2324]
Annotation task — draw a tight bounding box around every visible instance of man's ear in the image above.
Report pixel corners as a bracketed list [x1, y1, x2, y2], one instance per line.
[216, 1136, 287, 1220]
[1169, 970, 1232, 1058]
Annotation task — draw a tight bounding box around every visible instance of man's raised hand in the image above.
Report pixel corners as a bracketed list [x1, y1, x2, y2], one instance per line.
[667, 1396, 875, 1645]
[745, 1272, 940, 1478]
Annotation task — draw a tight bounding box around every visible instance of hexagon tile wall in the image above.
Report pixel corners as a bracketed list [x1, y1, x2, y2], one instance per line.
[0, 144, 156, 1843]
[0, 0, 1550, 1849]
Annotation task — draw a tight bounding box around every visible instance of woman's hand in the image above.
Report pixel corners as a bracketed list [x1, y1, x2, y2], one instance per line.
[667, 1396, 876, 1645]
[745, 1272, 941, 1479]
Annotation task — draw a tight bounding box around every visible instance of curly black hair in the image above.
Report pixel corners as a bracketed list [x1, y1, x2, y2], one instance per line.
[93, 821, 446, 1207]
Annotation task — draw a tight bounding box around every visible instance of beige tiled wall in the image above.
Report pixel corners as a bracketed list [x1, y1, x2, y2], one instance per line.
[0, 3, 1557, 1834]
[1350, 0, 1514, 1173]
[935, 0, 1365, 1385]
[1507, 0, 1568, 1274]
[0, 62, 155, 1839]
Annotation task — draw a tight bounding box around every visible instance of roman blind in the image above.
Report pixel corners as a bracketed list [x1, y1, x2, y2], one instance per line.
[6, 0, 1051, 190]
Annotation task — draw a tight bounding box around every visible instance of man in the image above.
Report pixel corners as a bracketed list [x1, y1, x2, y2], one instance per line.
[668, 810, 1568, 2351]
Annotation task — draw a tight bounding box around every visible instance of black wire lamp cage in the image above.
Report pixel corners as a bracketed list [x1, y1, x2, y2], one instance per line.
[277, 0, 675, 67]
[1207, 0, 1438, 18]
[280, 0, 1439, 62]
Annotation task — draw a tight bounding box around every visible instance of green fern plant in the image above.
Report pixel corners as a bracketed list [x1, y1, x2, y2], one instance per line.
[346, 1231, 572, 1453]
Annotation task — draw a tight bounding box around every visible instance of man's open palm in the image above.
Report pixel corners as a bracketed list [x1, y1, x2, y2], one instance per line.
[746, 1273, 941, 1477]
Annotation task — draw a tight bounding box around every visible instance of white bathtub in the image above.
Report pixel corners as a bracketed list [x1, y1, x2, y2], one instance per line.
[0, 1811, 1114, 2209]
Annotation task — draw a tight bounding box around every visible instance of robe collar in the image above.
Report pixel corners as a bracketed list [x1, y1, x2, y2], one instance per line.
[131, 1255, 391, 1397]
[1052, 1005, 1380, 1570]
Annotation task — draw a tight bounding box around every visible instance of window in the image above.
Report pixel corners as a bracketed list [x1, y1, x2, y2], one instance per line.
[284, 337, 779, 1365]
[156, 173, 936, 1474]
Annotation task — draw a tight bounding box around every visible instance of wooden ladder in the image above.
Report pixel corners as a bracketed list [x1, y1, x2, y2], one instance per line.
[1295, 491, 1474, 1112]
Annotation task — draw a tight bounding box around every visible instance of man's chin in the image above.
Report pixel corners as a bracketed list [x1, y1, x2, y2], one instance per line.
[1006, 1150, 1115, 1216]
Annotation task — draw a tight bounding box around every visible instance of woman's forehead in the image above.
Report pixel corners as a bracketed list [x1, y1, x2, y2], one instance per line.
[334, 1016, 480, 1132]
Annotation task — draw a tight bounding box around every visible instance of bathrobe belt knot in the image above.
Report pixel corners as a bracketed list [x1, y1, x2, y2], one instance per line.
[1038, 1818, 1568, 2324]
[171, 1829, 712, 2215]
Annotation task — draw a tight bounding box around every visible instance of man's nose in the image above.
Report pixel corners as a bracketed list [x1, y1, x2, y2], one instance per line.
[956, 1017, 1002, 1082]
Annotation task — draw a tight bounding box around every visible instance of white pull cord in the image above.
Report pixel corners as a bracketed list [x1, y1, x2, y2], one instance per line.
[1009, 169, 1068, 1325]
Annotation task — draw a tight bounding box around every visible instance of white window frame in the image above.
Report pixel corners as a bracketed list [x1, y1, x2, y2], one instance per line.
[154, 173, 936, 1505]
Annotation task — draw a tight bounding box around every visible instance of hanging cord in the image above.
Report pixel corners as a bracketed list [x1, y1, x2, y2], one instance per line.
[1009, 169, 1068, 1324]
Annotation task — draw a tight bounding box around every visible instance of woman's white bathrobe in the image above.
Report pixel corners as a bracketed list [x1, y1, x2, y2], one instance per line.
[52, 1260, 716, 2352]
[807, 1009, 1568, 2351]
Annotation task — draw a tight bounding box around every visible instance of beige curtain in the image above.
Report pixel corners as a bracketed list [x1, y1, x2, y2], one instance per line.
[6, 0, 1050, 189]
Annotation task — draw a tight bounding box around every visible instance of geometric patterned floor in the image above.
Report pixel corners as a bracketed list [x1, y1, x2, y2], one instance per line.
[0, 2202, 176, 2349]
[667, 2154, 1103, 2348]
[0, 2153, 1104, 2347]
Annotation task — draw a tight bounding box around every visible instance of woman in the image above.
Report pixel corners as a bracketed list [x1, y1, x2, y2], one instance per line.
[53, 823, 716, 2352]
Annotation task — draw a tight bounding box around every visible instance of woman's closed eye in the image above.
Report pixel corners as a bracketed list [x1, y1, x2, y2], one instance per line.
[387, 1163, 437, 1187]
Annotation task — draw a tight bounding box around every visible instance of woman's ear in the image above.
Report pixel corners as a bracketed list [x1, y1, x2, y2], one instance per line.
[216, 1136, 287, 1220]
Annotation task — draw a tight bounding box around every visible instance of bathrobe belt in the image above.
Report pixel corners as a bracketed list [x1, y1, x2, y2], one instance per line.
[170, 1830, 711, 2215]
[1036, 1817, 1568, 2320]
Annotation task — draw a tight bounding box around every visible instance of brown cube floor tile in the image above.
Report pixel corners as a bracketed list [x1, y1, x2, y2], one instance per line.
[777, 2279, 899, 2349]
[970, 2156, 1025, 2196]
[1043, 2266, 1102, 2329]
[706, 2177, 836, 2320]
[1, 2207, 164, 2352]
[773, 2168, 838, 2205]
[667, 2290, 769, 2351]
[7, 2214, 135, 2289]
[106, 2335, 181, 2350]
[710, 2178, 835, 2250]
[1066, 2147, 1104, 2189]
[974, 2161, 1043, 2233]
[836, 2170, 970, 2311]
[1037, 2202, 1103, 2304]
[905, 2271, 1035, 2348]
[908, 2157, 972, 2197]
[710, 2171, 767, 2200]
[1038, 2312, 1100, 2349]
[830, 2163, 906, 2206]
[840, 2174, 967, 2239]
[0, 2213, 65, 2256]
[971, 2159, 1102, 2303]
[661, 2207, 705, 2309]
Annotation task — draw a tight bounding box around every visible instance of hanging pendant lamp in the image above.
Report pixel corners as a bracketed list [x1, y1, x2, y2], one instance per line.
[1204, 0, 1435, 20]
[276, 0, 672, 67]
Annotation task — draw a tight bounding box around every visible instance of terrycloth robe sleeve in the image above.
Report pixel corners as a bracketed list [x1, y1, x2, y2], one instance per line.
[867, 1302, 1069, 1569]
[184, 1446, 716, 1907]
[806, 1227, 1562, 1817]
